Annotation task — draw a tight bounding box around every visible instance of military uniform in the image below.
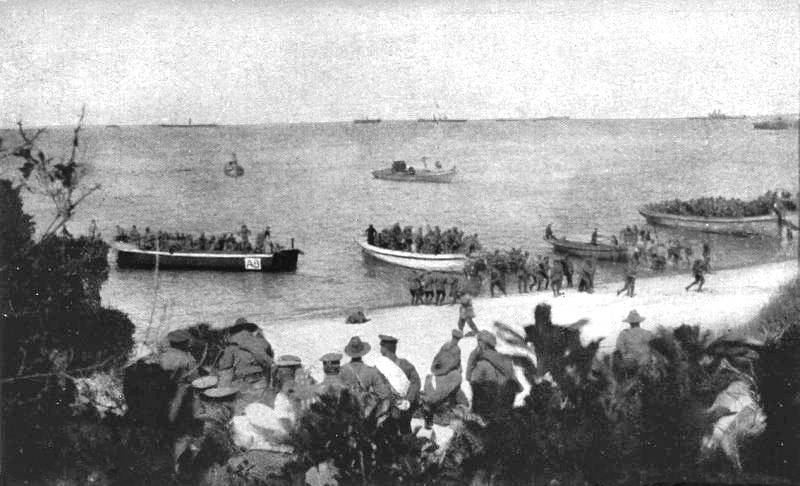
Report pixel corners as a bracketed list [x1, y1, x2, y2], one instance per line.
[339, 337, 392, 404]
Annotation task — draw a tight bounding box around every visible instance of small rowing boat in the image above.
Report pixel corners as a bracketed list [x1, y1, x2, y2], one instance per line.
[357, 240, 467, 272]
[114, 243, 301, 272]
[543, 237, 627, 261]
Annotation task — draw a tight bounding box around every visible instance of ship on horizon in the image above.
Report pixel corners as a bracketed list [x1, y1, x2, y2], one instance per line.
[417, 114, 467, 123]
[159, 118, 218, 128]
[353, 117, 381, 124]
[494, 116, 569, 122]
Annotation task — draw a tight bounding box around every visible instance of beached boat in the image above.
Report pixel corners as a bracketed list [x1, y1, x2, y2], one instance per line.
[638, 207, 793, 236]
[543, 237, 627, 261]
[114, 243, 301, 272]
[358, 240, 467, 272]
[372, 160, 456, 183]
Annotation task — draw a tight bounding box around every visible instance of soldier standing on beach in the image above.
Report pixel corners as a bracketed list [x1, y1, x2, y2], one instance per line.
[702, 241, 712, 271]
[457, 293, 480, 336]
[448, 275, 460, 305]
[550, 258, 564, 296]
[434, 274, 447, 305]
[685, 258, 708, 292]
[617, 260, 638, 297]
[489, 266, 507, 297]
[563, 257, 574, 288]
[409, 273, 422, 305]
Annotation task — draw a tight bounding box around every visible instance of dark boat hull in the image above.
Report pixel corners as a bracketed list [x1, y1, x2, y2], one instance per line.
[115, 244, 300, 272]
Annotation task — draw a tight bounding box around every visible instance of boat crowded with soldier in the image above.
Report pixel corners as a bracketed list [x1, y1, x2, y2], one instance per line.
[113, 225, 302, 272]
[639, 191, 798, 237]
[359, 224, 481, 272]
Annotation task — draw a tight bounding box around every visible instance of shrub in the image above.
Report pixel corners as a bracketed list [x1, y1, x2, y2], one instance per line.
[1, 179, 135, 480]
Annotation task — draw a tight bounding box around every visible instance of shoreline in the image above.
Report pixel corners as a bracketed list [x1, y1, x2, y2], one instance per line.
[256, 260, 797, 383]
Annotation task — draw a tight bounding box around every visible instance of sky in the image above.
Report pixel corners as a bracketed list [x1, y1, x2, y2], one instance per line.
[1, 0, 798, 126]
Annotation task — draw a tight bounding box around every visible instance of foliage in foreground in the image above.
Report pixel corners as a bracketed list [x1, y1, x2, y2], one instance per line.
[289, 388, 440, 485]
[1, 178, 136, 479]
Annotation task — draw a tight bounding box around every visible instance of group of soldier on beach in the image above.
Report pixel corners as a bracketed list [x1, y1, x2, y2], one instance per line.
[115, 224, 278, 253]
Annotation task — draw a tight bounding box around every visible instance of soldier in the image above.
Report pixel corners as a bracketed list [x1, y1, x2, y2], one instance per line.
[366, 224, 377, 246]
[378, 335, 421, 434]
[489, 266, 507, 297]
[562, 257, 574, 288]
[686, 258, 708, 292]
[516, 258, 529, 294]
[550, 258, 564, 296]
[217, 318, 274, 387]
[617, 260, 638, 297]
[615, 310, 654, 375]
[422, 329, 468, 427]
[129, 225, 141, 245]
[448, 275, 460, 305]
[536, 256, 550, 291]
[545, 223, 555, 240]
[422, 271, 435, 304]
[457, 293, 480, 336]
[590, 228, 599, 245]
[702, 241, 712, 271]
[409, 272, 422, 305]
[317, 352, 345, 393]
[339, 337, 392, 408]
[433, 274, 445, 305]
[466, 331, 518, 419]
[159, 330, 200, 424]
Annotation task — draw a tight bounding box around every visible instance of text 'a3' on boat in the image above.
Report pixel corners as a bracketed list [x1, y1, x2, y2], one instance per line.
[371, 159, 456, 183]
[114, 241, 302, 272]
[357, 239, 467, 273]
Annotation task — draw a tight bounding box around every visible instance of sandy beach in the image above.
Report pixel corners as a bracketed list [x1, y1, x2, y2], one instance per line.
[263, 260, 798, 382]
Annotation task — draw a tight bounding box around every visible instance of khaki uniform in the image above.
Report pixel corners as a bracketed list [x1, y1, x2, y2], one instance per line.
[616, 327, 654, 367]
[340, 361, 392, 401]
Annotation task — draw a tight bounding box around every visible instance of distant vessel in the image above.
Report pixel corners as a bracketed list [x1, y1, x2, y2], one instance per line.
[224, 153, 245, 177]
[372, 159, 456, 183]
[160, 118, 218, 128]
[688, 111, 745, 120]
[353, 118, 381, 124]
[106, 124, 121, 129]
[495, 116, 568, 122]
[417, 114, 467, 123]
[753, 118, 790, 130]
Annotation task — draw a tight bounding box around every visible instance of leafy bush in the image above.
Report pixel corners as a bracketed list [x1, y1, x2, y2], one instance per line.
[289, 387, 439, 485]
[1, 179, 136, 480]
[645, 191, 796, 218]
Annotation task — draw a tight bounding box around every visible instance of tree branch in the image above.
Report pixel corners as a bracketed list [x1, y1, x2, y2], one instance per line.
[3, 355, 121, 384]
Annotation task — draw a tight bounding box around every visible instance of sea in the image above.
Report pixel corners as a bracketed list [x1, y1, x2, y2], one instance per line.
[7, 119, 798, 337]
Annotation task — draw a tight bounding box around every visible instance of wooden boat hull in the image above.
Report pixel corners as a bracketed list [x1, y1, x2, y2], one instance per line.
[544, 237, 627, 261]
[371, 167, 456, 183]
[638, 207, 793, 236]
[358, 240, 466, 272]
[115, 244, 300, 272]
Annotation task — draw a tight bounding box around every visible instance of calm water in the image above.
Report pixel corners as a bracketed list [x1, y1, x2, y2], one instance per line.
[9, 119, 798, 335]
